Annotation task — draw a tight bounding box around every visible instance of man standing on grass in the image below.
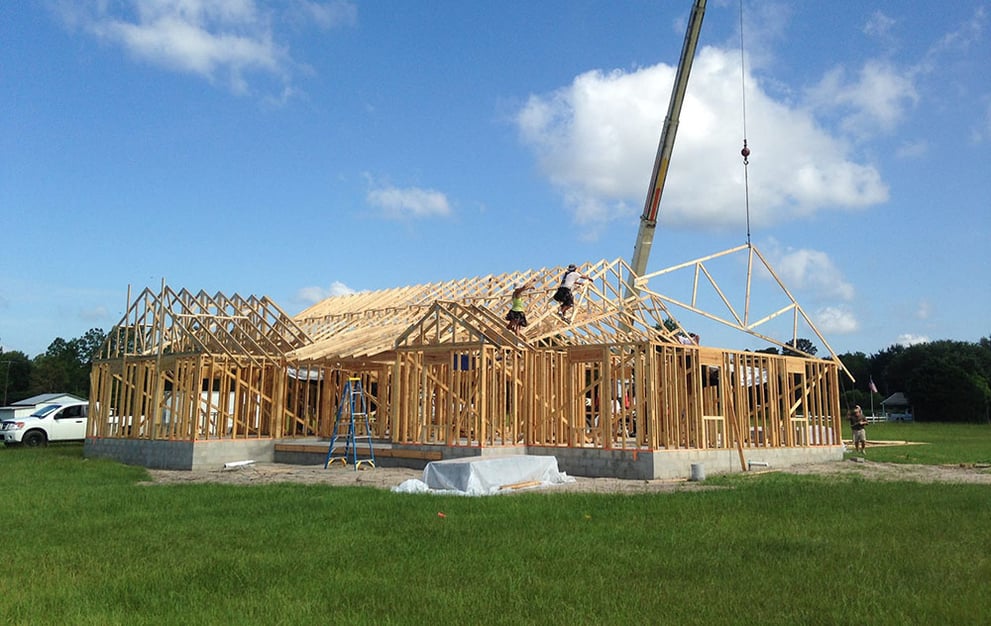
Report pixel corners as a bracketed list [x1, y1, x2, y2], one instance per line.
[849, 405, 867, 455]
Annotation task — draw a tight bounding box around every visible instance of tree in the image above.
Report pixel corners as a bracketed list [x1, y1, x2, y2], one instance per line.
[839, 352, 870, 386]
[31, 338, 75, 396]
[654, 318, 681, 339]
[73, 328, 106, 362]
[28, 328, 106, 399]
[885, 340, 991, 422]
[837, 351, 879, 412]
[870, 343, 905, 394]
[783, 338, 817, 357]
[1, 351, 33, 405]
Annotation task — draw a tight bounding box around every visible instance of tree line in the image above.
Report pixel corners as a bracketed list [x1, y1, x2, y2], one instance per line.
[724, 335, 991, 423]
[3, 329, 989, 423]
[836, 338, 991, 423]
[1, 329, 106, 406]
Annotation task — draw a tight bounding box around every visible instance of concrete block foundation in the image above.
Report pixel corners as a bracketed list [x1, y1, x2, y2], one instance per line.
[535, 445, 844, 480]
[85, 438, 275, 471]
[85, 437, 843, 478]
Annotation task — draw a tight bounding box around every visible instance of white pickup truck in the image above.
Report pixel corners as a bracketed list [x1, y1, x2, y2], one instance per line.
[1, 401, 89, 447]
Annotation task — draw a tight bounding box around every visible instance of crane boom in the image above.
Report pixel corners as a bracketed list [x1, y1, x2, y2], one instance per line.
[627, 0, 706, 294]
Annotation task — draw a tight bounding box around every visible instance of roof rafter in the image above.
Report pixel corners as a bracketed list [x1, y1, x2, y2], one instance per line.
[100, 246, 849, 381]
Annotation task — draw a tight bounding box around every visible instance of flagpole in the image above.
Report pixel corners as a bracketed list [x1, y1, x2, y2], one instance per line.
[869, 378, 877, 418]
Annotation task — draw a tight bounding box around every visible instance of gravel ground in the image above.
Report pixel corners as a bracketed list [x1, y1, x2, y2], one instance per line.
[143, 456, 991, 494]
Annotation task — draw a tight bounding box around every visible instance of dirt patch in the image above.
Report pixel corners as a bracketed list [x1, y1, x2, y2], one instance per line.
[779, 459, 991, 484]
[143, 463, 713, 494]
[143, 457, 991, 494]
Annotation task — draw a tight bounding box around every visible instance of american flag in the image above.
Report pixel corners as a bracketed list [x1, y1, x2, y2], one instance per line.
[869, 378, 878, 393]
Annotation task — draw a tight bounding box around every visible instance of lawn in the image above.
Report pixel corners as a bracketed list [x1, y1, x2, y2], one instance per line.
[1, 423, 989, 625]
[843, 420, 991, 464]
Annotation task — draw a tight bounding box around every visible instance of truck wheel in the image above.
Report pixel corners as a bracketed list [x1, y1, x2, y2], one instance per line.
[22, 431, 47, 447]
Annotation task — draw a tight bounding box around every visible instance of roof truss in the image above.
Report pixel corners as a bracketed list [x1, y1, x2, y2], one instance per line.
[100, 245, 848, 379]
[98, 286, 311, 362]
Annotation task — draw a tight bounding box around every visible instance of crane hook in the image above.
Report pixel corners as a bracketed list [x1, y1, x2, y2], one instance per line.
[741, 140, 750, 165]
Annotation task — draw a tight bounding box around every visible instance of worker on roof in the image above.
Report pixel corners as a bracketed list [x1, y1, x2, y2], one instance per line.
[552, 264, 589, 320]
[505, 279, 534, 336]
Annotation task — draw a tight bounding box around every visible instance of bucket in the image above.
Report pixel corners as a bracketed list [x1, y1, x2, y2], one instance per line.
[689, 463, 705, 482]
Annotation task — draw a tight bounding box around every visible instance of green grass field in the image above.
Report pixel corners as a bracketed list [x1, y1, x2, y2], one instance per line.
[1, 424, 989, 625]
[846, 421, 991, 464]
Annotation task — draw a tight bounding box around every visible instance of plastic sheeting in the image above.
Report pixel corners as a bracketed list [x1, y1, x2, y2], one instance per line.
[392, 455, 574, 496]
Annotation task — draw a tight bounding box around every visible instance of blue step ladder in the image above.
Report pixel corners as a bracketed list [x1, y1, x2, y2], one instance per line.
[324, 377, 376, 470]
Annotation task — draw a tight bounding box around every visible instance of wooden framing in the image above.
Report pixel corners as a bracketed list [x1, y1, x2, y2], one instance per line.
[90, 287, 311, 441]
[90, 246, 844, 454]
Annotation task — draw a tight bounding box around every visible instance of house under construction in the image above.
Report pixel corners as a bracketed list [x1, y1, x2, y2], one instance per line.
[84, 244, 846, 479]
[83, 1, 848, 480]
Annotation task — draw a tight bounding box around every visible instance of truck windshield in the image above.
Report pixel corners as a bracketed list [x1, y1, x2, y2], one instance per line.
[29, 405, 61, 418]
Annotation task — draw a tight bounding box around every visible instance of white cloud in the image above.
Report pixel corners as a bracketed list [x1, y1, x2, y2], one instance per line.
[815, 306, 859, 334]
[367, 185, 452, 219]
[763, 243, 855, 302]
[59, 0, 356, 96]
[915, 299, 932, 320]
[515, 46, 889, 233]
[919, 5, 987, 72]
[863, 10, 896, 42]
[896, 333, 930, 347]
[806, 60, 918, 137]
[295, 281, 355, 305]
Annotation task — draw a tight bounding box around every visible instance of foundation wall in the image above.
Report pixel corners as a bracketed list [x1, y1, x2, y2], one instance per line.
[281, 440, 844, 480]
[538, 445, 845, 480]
[85, 437, 275, 470]
[85, 436, 843, 479]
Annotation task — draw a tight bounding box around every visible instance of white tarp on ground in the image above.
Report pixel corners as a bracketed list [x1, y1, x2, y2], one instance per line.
[392, 455, 574, 496]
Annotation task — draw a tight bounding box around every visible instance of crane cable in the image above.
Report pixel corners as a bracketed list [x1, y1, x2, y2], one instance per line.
[738, 0, 752, 247]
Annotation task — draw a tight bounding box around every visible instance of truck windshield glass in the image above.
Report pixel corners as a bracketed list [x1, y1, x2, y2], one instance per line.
[29, 405, 61, 418]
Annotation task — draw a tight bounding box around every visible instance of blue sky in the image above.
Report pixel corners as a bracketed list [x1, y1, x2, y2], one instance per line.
[2, 0, 989, 359]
